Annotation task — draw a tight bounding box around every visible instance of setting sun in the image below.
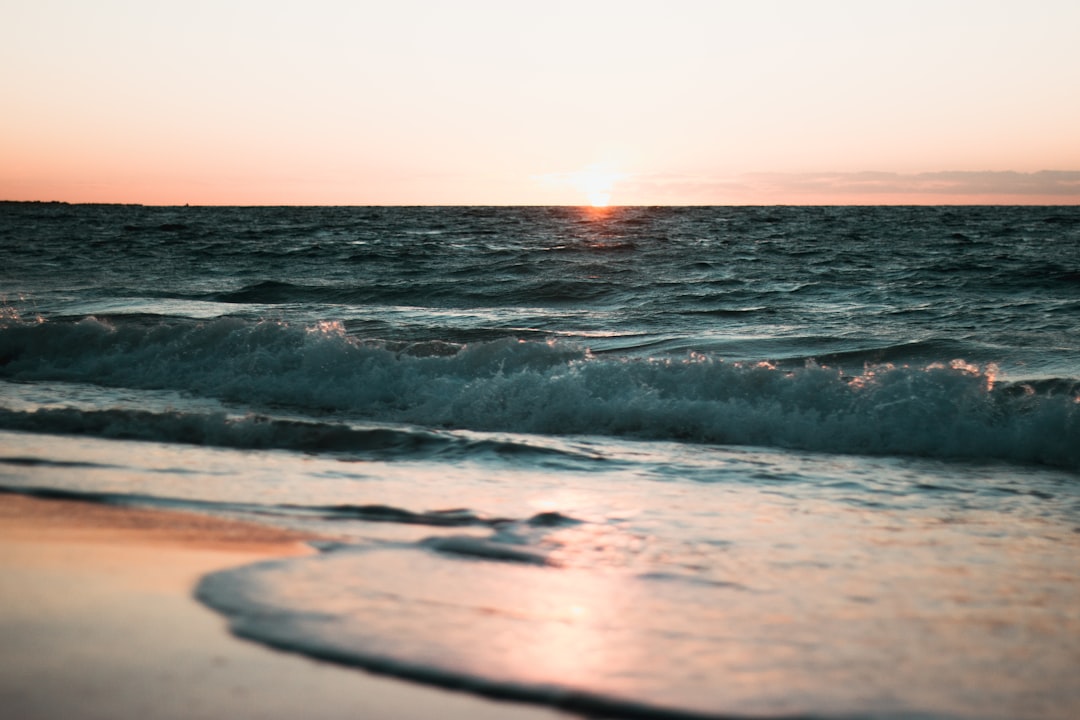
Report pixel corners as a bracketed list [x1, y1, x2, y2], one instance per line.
[588, 192, 611, 208]
[575, 164, 623, 207]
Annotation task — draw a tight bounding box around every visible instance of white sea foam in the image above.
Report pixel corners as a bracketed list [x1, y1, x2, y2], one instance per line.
[2, 316, 1077, 468]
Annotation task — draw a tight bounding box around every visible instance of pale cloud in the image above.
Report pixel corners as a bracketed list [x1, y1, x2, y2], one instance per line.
[747, 171, 1080, 197]
[618, 171, 1080, 205]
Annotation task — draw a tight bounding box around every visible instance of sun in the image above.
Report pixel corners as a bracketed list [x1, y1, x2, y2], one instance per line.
[574, 164, 623, 207]
[587, 191, 611, 208]
[532, 163, 626, 206]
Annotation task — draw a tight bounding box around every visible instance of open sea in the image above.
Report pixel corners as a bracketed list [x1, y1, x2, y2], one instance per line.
[2, 203, 1079, 719]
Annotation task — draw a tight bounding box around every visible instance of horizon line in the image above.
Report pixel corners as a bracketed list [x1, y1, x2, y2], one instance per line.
[4, 200, 1080, 209]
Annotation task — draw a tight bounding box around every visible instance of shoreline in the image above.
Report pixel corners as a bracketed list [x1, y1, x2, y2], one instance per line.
[0, 493, 567, 720]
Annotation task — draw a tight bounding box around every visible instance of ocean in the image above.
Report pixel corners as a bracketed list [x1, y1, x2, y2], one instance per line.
[2, 203, 1078, 719]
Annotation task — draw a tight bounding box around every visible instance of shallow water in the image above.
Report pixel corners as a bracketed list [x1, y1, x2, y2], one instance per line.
[2, 204, 1079, 718]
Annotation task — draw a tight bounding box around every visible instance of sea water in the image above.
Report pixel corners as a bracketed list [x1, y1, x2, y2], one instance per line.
[1, 204, 1078, 719]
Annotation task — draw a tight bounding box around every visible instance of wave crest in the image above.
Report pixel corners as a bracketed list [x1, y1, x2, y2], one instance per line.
[2, 317, 1077, 469]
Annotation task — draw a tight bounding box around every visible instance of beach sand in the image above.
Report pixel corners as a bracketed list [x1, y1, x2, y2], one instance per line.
[0, 493, 567, 720]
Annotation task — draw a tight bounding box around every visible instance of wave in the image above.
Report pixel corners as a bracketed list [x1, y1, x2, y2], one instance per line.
[0, 407, 441, 454]
[196, 544, 973, 720]
[2, 316, 1078, 469]
[206, 277, 628, 307]
[0, 484, 583, 535]
[209, 280, 338, 304]
[0, 406, 596, 464]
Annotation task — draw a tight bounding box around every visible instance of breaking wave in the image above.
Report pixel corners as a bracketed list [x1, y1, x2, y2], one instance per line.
[2, 316, 1078, 469]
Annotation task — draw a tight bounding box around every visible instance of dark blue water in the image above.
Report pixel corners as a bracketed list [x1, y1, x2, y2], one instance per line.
[2, 203, 1079, 719]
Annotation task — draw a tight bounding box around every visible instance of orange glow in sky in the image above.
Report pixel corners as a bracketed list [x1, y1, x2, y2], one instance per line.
[1, 1, 1078, 205]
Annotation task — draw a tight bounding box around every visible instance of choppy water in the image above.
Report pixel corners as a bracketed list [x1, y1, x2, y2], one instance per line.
[2, 203, 1079, 719]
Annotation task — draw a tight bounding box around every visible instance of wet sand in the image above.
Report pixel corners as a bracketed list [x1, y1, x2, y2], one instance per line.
[0, 493, 567, 720]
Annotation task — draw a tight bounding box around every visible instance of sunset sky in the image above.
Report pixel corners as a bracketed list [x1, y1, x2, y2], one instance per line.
[2, 0, 1079, 206]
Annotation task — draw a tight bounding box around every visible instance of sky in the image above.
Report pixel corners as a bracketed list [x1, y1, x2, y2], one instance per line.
[2, 0, 1079, 206]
